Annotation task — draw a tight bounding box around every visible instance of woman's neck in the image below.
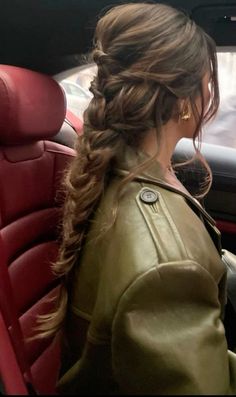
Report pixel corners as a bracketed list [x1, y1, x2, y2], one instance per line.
[141, 124, 182, 172]
[141, 125, 191, 196]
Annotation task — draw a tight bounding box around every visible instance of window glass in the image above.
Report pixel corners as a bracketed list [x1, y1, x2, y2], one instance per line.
[203, 52, 236, 148]
[57, 64, 96, 120]
[69, 84, 87, 98]
[60, 81, 72, 95]
[57, 54, 236, 149]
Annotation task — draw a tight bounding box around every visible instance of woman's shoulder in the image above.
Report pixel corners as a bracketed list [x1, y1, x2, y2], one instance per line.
[70, 178, 224, 343]
[86, 176, 223, 284]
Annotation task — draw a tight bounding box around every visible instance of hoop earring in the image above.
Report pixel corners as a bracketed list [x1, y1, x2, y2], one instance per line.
[180, 106, 191, 121]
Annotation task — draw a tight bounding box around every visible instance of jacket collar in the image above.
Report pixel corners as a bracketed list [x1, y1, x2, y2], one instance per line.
[113, 145, 216, 227]
[114, 145, 165, 180]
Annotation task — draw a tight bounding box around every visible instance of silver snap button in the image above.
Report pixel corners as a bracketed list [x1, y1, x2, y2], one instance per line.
[140, 189, 159, 204]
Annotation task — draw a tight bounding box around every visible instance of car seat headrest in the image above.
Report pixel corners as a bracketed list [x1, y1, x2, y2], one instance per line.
[0, 65, 66, 145]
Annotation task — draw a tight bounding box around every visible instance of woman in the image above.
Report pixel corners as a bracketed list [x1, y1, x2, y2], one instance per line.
[40, 2, 236, 394]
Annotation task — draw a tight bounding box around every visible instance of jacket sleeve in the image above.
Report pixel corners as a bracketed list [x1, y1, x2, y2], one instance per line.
[111, 259, 236, 395]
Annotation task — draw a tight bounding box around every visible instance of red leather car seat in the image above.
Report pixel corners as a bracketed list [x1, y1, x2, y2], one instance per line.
[0, 234, 28, 395]
[0, 65, 75, 394]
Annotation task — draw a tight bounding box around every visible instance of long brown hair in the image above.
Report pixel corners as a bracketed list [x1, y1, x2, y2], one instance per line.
[37, 2, 219, 338]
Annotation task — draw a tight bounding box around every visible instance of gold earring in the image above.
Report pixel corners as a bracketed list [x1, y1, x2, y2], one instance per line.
[180, 106, 191, 121]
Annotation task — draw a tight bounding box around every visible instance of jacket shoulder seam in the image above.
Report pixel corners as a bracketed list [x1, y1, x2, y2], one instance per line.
[113, 258, 218, 323]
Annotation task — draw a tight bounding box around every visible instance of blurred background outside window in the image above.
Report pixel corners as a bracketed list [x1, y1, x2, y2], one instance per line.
[57, 53, 236, 149]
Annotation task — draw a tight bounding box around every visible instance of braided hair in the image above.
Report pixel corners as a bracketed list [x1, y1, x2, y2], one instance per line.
[37, 2, 219, 337]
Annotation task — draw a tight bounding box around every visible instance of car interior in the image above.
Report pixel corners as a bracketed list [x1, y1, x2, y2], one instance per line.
[0, 0, 236, 394]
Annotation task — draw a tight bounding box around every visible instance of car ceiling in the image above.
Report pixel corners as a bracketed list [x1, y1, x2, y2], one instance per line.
[1, 0, 236, 75]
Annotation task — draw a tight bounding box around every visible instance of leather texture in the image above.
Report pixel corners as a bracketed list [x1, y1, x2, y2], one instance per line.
[58, 146, 236, 395]
[0, 64, 66, 145]
[0, 65, 75, 394]
[222, 250, 236, 352]
[222, 250, 236, 327]
[0, 235, 29, 394]
[222, 249, 236, 273]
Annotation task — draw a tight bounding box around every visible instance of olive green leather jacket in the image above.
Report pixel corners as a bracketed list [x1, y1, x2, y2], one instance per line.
[58, 148, 236, 395]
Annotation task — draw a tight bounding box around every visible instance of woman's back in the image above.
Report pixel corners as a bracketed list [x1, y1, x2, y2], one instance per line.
[36, 2, 236, 394]
[58, 147, 228, 394]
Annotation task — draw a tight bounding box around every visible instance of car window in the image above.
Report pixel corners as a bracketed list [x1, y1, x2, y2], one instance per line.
[203, 52, 236, 148]
[61, 81, 72, 95]
[57, 54, 236, 149]
[56, 64, 96, 120]
[68, 83, 88, 98]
